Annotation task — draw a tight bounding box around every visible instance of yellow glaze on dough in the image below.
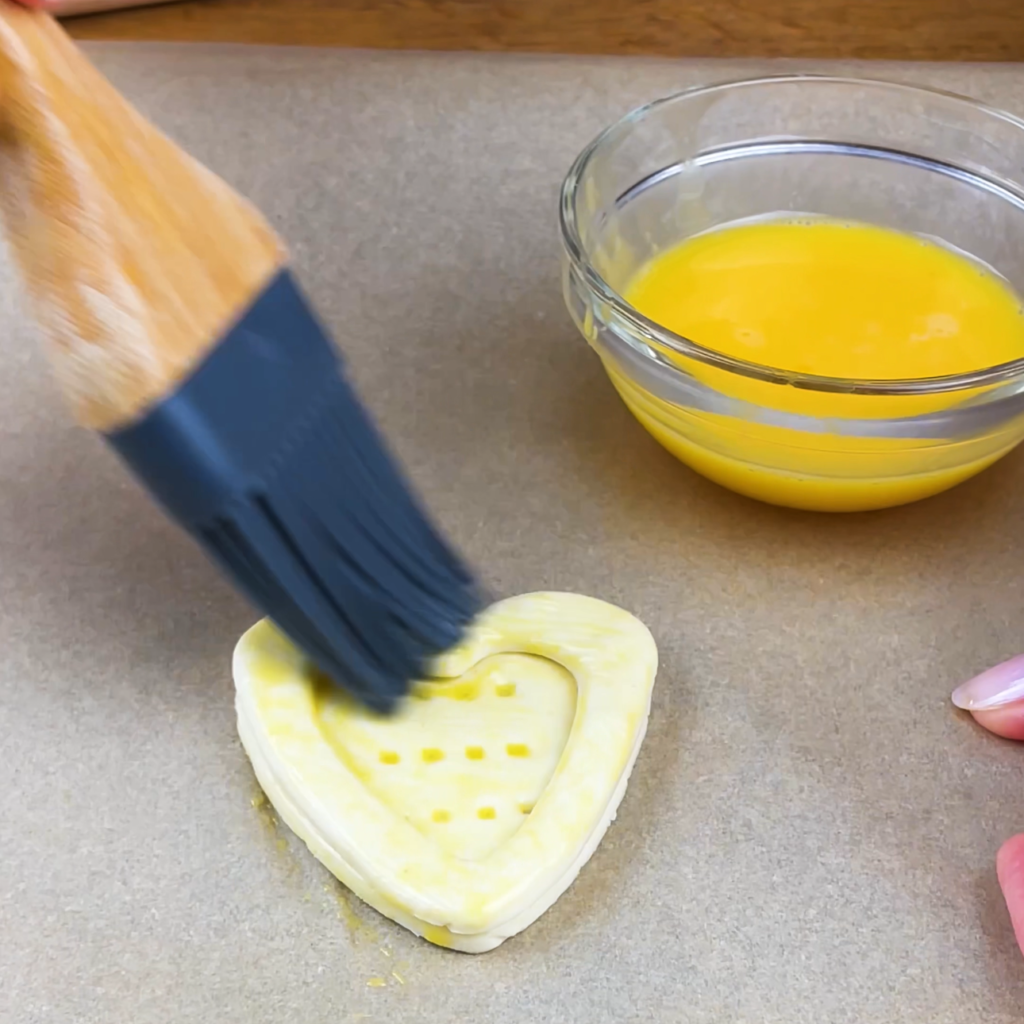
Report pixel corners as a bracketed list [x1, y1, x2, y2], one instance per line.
[233, 592, 658, 953]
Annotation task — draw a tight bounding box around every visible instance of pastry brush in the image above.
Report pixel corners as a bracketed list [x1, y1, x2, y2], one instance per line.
[0, 5, 480, 710]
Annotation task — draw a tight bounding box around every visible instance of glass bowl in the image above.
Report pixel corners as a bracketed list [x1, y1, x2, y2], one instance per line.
[559, 76, 1024, 512]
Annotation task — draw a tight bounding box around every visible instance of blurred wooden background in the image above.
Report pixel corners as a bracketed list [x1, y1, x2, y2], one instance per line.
[65, 0, 1024, 62]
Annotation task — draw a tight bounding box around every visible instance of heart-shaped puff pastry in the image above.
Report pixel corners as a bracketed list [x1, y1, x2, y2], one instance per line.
[234, 591, 658, 952]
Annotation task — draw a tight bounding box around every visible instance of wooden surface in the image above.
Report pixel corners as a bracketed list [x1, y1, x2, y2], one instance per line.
[63, 0, 1024, 62]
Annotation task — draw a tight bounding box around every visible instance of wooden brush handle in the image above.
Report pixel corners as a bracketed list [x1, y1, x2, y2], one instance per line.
[0, 4, 285, 431]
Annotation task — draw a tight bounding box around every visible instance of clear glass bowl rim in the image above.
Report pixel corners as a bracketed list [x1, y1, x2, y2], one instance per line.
[559, 73, 1024, 397]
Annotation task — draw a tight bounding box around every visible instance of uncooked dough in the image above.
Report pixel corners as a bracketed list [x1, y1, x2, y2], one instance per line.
[234, 591, 658, 952]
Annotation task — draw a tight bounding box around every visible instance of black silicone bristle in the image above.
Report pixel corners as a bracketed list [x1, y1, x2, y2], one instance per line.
[106, 270, 481, 711]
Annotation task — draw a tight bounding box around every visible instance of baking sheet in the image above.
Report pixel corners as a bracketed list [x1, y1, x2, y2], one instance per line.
[2, 43, 1024, 1024]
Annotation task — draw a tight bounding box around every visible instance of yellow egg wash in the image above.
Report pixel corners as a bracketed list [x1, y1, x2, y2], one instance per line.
[615, 218, 1024, 511]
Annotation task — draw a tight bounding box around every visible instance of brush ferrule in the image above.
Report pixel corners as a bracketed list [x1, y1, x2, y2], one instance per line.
[106, 271, 339, 524]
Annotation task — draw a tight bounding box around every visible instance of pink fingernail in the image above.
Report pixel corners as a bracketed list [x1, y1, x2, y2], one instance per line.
[952, 653, 1024, 710]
